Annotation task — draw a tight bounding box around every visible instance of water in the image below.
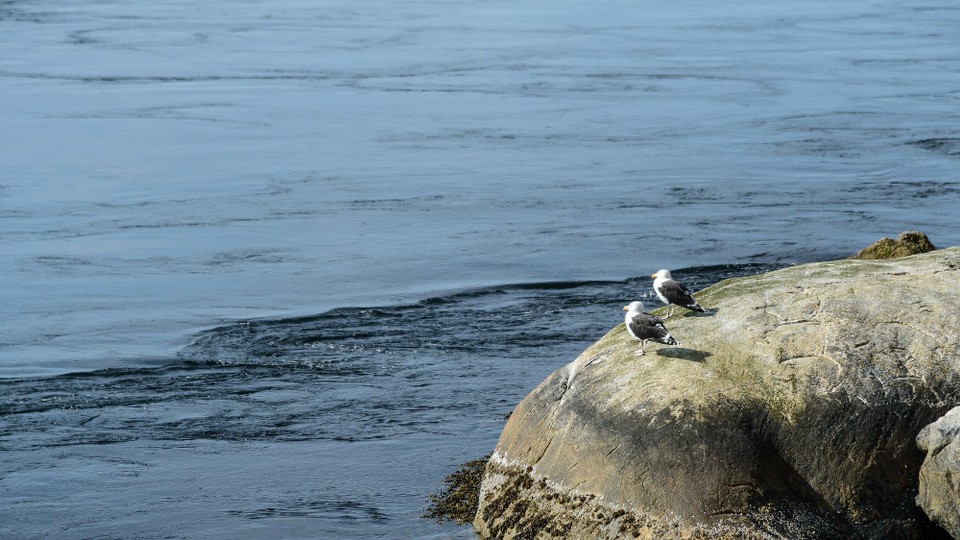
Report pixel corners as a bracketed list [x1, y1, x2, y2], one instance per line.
[1, 0, 959, 537]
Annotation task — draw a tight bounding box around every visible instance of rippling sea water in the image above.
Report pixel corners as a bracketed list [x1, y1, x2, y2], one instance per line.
[2, 0, 959, 537]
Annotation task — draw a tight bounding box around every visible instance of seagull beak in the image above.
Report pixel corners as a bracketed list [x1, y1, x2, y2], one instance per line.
[650, 273, 657, 278]
[622, 306, 629, 311]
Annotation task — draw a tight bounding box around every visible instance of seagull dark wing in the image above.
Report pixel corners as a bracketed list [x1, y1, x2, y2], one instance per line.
[661, 280, 696, 306]
[628, 313, 671, 341]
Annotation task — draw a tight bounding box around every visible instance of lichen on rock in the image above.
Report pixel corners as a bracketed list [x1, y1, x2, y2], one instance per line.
[475, 248, 960, 539]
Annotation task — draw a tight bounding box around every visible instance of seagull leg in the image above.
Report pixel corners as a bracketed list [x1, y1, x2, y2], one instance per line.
[634, 340, 646, 356]
[665, 305, 673, 319]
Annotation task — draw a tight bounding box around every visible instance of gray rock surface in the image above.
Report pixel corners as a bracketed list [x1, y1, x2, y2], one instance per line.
[475, 248, 960, 539]
[917, 406, 960, 539]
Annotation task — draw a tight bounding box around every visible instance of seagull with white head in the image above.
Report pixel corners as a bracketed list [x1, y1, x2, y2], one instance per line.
[651, 269, 706, 318]
[623, 300, 678, 356]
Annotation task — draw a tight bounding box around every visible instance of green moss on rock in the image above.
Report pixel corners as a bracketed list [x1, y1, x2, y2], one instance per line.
[851, 231, 936, 259]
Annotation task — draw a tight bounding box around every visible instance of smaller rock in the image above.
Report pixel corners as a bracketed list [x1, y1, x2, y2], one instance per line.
[851, 231, 936, 259]
[917, 407, 960, 539]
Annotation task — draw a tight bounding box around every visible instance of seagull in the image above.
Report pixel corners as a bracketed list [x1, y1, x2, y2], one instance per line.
[651, 269, 705, 318]
[623, 301, 678, 356]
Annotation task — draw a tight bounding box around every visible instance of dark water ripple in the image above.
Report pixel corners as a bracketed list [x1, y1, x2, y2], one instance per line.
[909, 138, 960, 157]
[226, 498, 390, 522]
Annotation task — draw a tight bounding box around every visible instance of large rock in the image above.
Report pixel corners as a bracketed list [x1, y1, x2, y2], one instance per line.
[917, 406, 960, 538]
[475, 248, 960, 539]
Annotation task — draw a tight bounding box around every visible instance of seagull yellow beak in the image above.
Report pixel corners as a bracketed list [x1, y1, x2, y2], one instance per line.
[623, 305, 629, 311]
[650, 273, 657, 278]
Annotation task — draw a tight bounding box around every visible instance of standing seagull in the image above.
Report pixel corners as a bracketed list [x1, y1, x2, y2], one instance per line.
[651, 269, 705, 318]
[623, 301, 678, 356]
